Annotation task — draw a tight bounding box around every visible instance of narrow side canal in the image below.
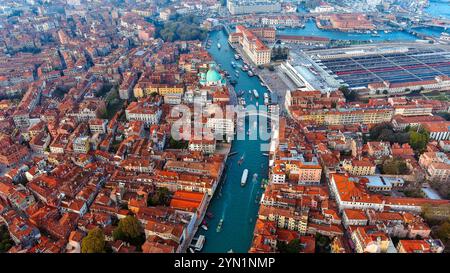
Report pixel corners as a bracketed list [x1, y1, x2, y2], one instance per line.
[196, 30, 270, 253]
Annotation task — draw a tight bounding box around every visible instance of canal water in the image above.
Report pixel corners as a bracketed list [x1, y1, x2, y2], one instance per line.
[197, 30, 270, 253]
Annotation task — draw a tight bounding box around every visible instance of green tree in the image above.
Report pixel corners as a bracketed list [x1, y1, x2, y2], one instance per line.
[156, 15, 207, 42]
[0, 226, 13, 253]
[382, 157, 408, 175]
[435, 221, 450, 246]
[369, 122, 393, 140]
[339, 86, 357, 101]
[409, 128, 429, 153]
[168, 136, 188, 149]
[81, 227, 105, 253]
[278, 239, 303, 253]
[113, 216, 144, 246]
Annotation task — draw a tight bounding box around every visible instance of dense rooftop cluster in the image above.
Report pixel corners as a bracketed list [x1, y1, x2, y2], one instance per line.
[0, 0, 449, 255]
[0, 0, 236, 254]
[250, 90, 450, 253]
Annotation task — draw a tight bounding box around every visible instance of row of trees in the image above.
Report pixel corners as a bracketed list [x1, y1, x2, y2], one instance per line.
[369, 123, 430, 153]
[271, 46, 289, 61]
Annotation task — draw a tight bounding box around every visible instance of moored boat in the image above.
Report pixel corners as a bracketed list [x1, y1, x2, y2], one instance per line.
[241, 169, 249, 186]
[238, 153, 245, 165]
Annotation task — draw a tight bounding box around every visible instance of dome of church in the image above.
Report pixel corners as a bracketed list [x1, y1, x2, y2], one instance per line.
[206, 68, 222, 83]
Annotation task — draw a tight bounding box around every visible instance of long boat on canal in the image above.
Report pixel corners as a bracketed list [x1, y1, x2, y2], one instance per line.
[241, 169, 249, 186]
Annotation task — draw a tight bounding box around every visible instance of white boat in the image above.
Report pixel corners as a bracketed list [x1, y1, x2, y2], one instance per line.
[252, 89, 259, 98]
[227, 249, 234, 253]
[247, 70, 254, 77]
[234, 54, 240, 60]
[241, 169, 249, 186]
[189, 248, 195, 253]
[217, 43, 221, 49]
[216, 219, 223, 232]
[252, 173, 258, 182]
[264, 93, 269, 105]
[201, 225, 208, 231]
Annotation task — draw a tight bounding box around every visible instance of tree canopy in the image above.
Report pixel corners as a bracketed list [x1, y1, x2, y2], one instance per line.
[168, 136, 188, 149]
[369, 123, 409, 144]
[382, 157, 408, 175]
[277, 239, 303, 253]
[339, 86, 357, 102]
[409, 128, 430, 153]
[369, 123, 430, 153]
[81, 227, 105, 253]
[147, 187, 173, 207]
[113, 216, 144, 246]
[434, 221, 450, 247]
[0, 226, 13, 253]
[271, 46, 289, 61]
[156, 15, 207, 42]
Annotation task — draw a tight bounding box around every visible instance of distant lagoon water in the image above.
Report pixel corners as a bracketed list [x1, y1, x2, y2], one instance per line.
[426, 0, 450, 19]
[278, 20, 418, 41]
[285, 0, 449, 41]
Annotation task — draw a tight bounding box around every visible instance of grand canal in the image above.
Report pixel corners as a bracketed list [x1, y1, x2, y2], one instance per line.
[196, 30, 270, 253]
